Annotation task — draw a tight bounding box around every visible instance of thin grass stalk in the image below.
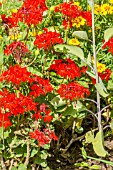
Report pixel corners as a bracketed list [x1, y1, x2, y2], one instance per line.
[91, 0, 102, 131]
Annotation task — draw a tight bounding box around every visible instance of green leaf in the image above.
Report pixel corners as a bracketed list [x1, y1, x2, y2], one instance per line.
[18, 164, 27, 170]
[107, 80, 113, 90]
[0, 144, 5, 150]
[89, 165, 101, 169]
[63, 105, 77, 117]
[75, 162, 89, 167]
[51, 96, 66, 108]
[93, 131, 108, 157]
[72, 31, 88, 40]
[12, 167, 18, 170]
[54, 44, 84, 59]
[40, 161, 47, 167]
[34, 156, 44, 164]
[30, 148, 38, 157]
[95, 83, 109, 97]
[104, 28, 113, 42]
[85, 131, 94, 143]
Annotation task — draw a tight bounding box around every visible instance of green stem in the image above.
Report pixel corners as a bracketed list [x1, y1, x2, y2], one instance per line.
[92, 0, 102, 131]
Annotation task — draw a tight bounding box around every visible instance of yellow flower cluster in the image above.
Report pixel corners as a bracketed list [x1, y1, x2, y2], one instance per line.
[68, 38, 80, 46]
[97, 62, 106, 73]
[8, 34, 21, 40]
[72, 16, 86, 28]
[94, 4, 113, 15]
[92, 58, 106, 73]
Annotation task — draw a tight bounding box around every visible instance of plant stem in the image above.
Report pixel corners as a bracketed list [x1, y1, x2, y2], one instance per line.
[91, 0, 102, 131]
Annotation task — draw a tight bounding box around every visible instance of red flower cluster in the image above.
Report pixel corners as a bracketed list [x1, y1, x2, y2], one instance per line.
[4, 41, 30, 62]
[81, 11, 92, 27]
[55, 2, 81, 18]
[102, 37, 113, 55]
[0, 65, 31, 86]
[29, 75, 53, 98]
[33, 103, 53, 123]
[54, 2, 92, 28]
[57, 81, 90, 101]
[1, 0, 48, 27]
[0, 89, 37, 128]
[91, 68, 111, 84]
[1, 13, 19, 28]
[49, 58, 87, 79]
[17, 0, 48, 26]
[34, 28, 63, 50]
[30, 128, 58, 146]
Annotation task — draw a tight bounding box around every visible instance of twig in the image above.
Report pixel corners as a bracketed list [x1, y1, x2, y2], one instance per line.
[25, 138, 30, 166]
[56, 134, 62, 150]
[0, 154, 6, 170]
[9, 159, 14, 170]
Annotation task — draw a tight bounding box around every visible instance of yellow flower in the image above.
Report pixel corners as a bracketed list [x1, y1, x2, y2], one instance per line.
[38, 31, 43, 35]
[110, 0, 113, 4]
[29, 31, 37, 37]
[92, 58, 106, 73]
[97, 62, 106, 73]
[68, 38, 80, 46]
[100, 4, 111, 15]
[0, 35, 3, 39]
[72, 2, 81, 9]
[94, 4, 101, 15]
[35, 49, 40, 55]
[11, 8, 17, 13]
[72, 16, 86, 28]
[9, 34, 21, 40]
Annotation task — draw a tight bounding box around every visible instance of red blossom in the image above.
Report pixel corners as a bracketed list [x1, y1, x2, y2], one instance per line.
[91, 68, 111, 84]
[81, 11, 92, 27]
[57, 81, 90, 101]
[34, 28, 63, 50]
[33, 103, 52, 123]
[4, 41, 30, 62]
[29, 75, 53, 98]
[17, 0, 48, 26]
[1, 13, 19, 28]
[0, 65, 31, 86]
[49, 58, 81, 79]
[102, 37, 113, 55]
[54, 2, 81, 18]
[30, 128, 58, 146]
[0, 89, 37, 128]
[0, 114, 12, 129]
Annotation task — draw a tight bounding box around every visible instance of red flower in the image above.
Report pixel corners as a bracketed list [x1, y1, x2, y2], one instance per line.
[54, 2, 81, 19]
[30, 129, 50, 146]
[91, 68, 111, 85]
[17, 0, 48, 26]
[34, 28, 63, 50]
[44, 115, 53, 123]
[57, 81, 90, 101]
[29, 75, 53, 98]
[4, 41, 30, 62]
[102, 37, 113, 55]
[49, 58, 86, 79]
[0, 89, 37, 128]
[81, 11, 92, 27]
[0, 65, 31, 86]
[33, 103, 52, 123]
[0, 114, 12, 129]
[1, 13, 19, 28]
[30, 128, 58, 146]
